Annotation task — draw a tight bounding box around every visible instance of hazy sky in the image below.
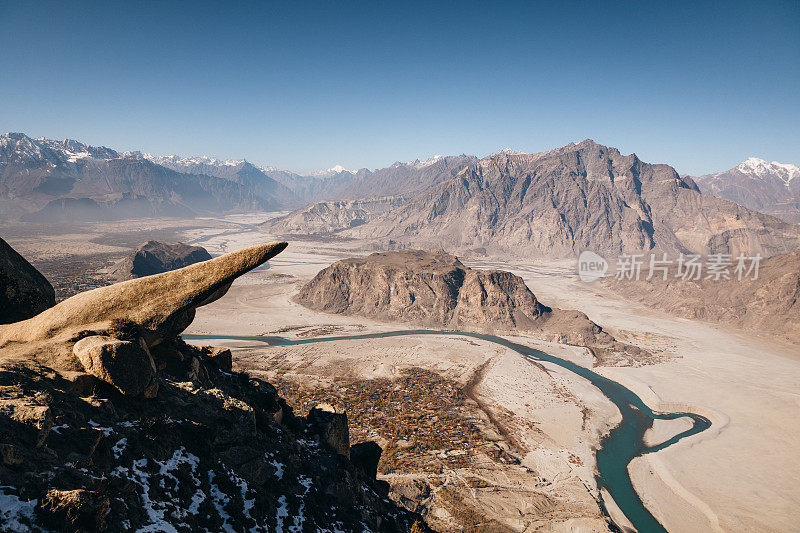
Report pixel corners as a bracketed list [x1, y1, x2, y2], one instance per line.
[1, 1, 798, 174]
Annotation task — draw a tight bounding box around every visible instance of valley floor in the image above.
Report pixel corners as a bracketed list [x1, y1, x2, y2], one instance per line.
[4, 214, 799, 532]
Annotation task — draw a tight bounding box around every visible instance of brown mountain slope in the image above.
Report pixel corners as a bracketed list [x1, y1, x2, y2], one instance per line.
[605, 250, 800, 344]
[348, 141, 800, 259]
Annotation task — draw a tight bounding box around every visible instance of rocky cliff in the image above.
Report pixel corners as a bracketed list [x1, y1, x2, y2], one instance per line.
[107, 241, 213, 281]
[0, 241, 426, 531]
[0, 237, 55, 324]
[297, 249, 643, 356]
[348, 141, 800, 259]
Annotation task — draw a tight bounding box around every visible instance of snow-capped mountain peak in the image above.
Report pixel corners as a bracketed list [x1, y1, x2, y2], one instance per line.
[735, 157, 799, 185]
[143, 154, 245, 167]
[0, 132, 120, 164]
[310, 164, 355, 177]
[490, 147, 530, 157]
[411, 154, 443, 169]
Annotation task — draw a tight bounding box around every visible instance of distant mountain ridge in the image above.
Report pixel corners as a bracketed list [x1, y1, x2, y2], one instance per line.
[692, 157, 800, 222]
[346, 140, 800, 258]
[0, 133, 287, 221]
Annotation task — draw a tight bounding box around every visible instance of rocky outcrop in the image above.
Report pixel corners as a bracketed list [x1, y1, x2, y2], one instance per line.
[297, 249, 640, 353]
[261, 196, 406, 234]
[72, 335, 158, 398]
[606, 250, 800, 344]
[348, 141, 800, 259]
[107, 240, 213, 281]
[0, 241, 427, 531]
[0, 242, 288, 369]
[0, 237, 55, 324]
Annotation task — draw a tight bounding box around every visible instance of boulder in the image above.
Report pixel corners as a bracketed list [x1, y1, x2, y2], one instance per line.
[207, 346, 232, 372]
[73, 335, 158, 398]
[0, 237, 55, 324]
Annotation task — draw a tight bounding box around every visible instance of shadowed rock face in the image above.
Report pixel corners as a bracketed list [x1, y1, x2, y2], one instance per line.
[0, 237, 55, 324]
[0, 241, 288, 370]
[108, 240, 213, 281]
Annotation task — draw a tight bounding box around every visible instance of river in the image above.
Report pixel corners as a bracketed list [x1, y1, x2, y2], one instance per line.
[184, 329, 711, 532]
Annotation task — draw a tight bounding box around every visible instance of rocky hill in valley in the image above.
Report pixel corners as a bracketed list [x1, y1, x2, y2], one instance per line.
[0, 133, 284, 221]
[347, 141, 800, 259]
[261, 196, 406, 235]
[0, 241, 426, 531]
[106, 240, 213, 281]
[691, 157, 800, 223]
[605, 250, 800, 344]
[297, 249, 644, 360]
[0, 237, 55, 324]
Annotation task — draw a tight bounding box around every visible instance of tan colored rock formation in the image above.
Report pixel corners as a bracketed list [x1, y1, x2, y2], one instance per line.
[0, 241, 288, 372]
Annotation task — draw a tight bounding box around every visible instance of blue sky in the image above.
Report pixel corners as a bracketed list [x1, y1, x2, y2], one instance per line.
[1, 1, 798, 174]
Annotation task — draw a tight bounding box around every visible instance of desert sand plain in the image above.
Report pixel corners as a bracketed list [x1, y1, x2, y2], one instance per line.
[3, 213, 799, 532]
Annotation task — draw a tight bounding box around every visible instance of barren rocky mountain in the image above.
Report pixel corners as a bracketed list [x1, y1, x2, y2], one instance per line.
[261, 196, 406, 235]
[605, 250, 800, 344]
[692, 157, 800, 223]
[347, 141, 800, 259]
[0, 240, 426, 531]
[106, 240, 213, 281]
[0, 237, 55, 324]
[0, 134, 281, 221]
[297, 249, 644, 358]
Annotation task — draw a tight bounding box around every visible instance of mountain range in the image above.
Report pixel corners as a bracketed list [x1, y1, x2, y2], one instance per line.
[344, 140, 800, 258]
[3, 132, 798, 259]
[0, 133, 278, 221]
[691, 157, 800, 223]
